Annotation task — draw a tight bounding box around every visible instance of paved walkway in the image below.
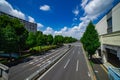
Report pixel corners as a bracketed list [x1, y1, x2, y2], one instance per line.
[91, 56, 109, 80]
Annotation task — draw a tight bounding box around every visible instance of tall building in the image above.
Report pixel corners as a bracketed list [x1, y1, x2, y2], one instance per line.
[95, 2, 120, 67]
[0, 11, 37, 33]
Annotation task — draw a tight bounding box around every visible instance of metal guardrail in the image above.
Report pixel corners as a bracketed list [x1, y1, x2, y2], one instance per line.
[25, 47, 71, 80]
[0, 63, 9, 80]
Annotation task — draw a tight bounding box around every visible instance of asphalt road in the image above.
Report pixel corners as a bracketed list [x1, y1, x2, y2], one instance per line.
[37, 42, 91, 80]
[9, 46, 68, 80]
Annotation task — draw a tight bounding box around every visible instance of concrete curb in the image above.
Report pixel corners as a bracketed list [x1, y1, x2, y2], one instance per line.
[93, 55, 108, 72]
[81, 44, 96, 80]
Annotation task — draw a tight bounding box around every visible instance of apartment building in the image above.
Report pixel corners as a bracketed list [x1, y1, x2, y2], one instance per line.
[96, 2, 120, 67]
[0, 11, 37, 33]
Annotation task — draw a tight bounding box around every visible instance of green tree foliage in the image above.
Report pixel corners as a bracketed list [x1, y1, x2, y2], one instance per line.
[2, 25, 18, 52]
[0, 15, 11, 50]
[80, 22, 100, 59]
[0, 14, 77, 55]
[47, 34, 53, 45]
[53, 35, 64, 45]
[11, 18, 28, 52]
[36, 31, 44, 46]
[0, 14, 28, 53]
[26, 32, 36, 49]
[64, 37, 77, 43]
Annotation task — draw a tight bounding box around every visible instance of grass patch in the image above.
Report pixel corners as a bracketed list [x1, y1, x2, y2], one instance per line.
[19, 53, 32, 59]
[31, 45, 57, 52]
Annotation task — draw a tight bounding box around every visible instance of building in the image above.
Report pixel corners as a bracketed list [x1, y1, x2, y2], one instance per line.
[95, 2, 120, 67]
[0, 11, 37, 33]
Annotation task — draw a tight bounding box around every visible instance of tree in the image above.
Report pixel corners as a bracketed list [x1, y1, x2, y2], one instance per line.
[53, 35, 64, 45]
[26, 32, 36, 49]
[80, 22, 100, 59]
[64, 36, 77, 43]
[3, 25, 18, 61]
[0, 14, 28, 56]
[0, 15, 12, 51]
[47, 34, 53, 45]
[11, 18, 28, 52]
[36, 31, 44, 52]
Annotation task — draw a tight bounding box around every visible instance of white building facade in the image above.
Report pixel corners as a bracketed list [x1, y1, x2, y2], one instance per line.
[96, 2, 120, 67]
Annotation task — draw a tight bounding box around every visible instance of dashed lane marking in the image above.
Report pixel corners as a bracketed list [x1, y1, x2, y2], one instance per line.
[64, 59, 70, 69]
[76, 60, 79, 72]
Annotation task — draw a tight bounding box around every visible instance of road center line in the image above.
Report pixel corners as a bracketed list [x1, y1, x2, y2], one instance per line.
[76, 60, 79, 72]
[64, 59, 70, 69]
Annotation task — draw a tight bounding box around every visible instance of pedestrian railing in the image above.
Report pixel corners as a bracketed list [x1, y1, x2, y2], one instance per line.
[0, 63, 9, 80]
[108, 67, 120, 80]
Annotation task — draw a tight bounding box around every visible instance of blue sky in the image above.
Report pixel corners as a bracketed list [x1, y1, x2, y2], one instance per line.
[0, 0, 120, 39]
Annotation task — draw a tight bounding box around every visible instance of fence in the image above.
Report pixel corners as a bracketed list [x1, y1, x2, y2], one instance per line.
[108, 67, 120, 80]
[0, 63, 9, 80]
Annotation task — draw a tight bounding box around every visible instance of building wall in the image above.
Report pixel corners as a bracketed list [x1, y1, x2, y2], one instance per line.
[95, 16, 108, 35]
[95, 2, 120, 64]
[112, 3, 120, 32]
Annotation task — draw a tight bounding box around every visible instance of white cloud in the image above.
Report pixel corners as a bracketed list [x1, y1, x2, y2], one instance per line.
[43, 27, 54, 35]
[43, 26, 85, 39]
[40, 5, 50, 11]
[73, 6, 79, 16]
[28, 16, 35, 23]
[37, 23, 44, 28]
[81, 0, 89, 8]
[61, 26, 68, 32]
[0, 0, 25, 19]
[74, 0, 114, 39]
[73, 18, 78, 21]
[84, 0, 114, 19]
[37, 23, 44, 31]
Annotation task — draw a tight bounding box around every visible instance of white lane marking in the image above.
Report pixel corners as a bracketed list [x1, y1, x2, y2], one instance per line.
[37, 63, 41, 66]
[35, 60, 38, 62]
[76, 60, 79, 72]
[29, 62, 34, 64]
[40, 58, 43, 60]
[88, 72, 91, 77]
[64, 59, 70, 69]
[37, 47, 72, 80]
[48, 61, 51, 64]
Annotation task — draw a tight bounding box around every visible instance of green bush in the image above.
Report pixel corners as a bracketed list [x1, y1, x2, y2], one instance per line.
[30, 45, 57, 53]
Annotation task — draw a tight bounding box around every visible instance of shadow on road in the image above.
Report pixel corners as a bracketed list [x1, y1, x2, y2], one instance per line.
[5, 57, 33, 67]
[90, 58, 102, 64]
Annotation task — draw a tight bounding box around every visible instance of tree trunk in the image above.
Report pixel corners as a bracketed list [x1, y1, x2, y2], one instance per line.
[9, 53, 12, 62]
[90, 54, 93, 60]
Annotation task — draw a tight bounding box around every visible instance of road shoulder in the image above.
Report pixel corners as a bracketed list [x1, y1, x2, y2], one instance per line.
[81, 44, 96, 80]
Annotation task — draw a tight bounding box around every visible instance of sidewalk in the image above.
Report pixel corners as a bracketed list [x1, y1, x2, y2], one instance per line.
[91, 56, 109, 80]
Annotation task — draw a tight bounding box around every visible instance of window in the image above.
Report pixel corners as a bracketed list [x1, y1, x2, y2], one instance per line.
[107, 17, 112, 33]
